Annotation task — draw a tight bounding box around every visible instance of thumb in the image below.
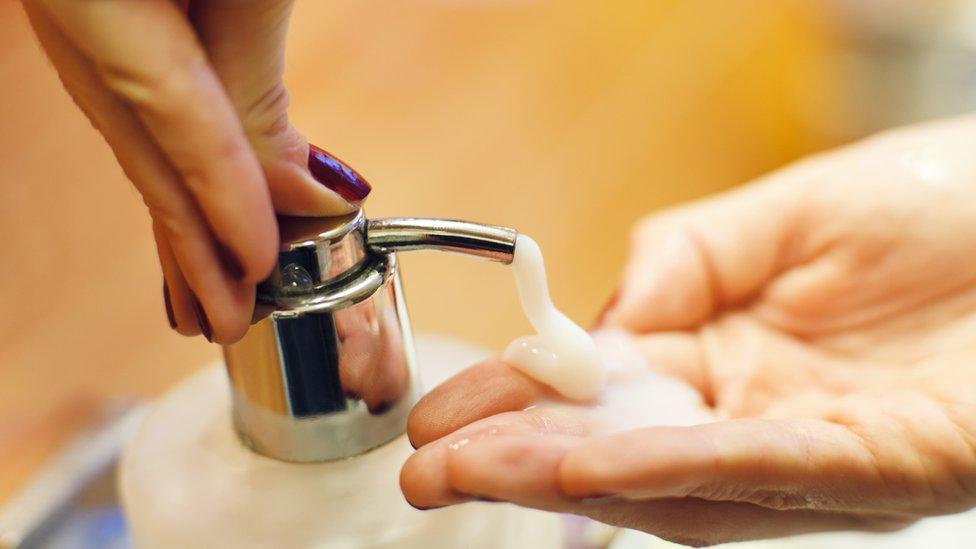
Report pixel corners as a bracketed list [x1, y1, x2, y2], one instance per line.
[608, 171, 806, 332]
[190, 0, 364, 216]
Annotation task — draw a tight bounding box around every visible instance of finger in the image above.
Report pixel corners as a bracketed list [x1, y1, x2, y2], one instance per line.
[422, 433, 909, 545]
[559, 418, 886, 512]
[189, 0, 364, 215]
[607, 173, 806, 332]
[153, 224, 199, 336]
[155, 205, 255, 342]
[38, 0, 278, 283]
[400, 408, 586, 509]
[407, 359, 549, 448]
[24, 4, 255, 342]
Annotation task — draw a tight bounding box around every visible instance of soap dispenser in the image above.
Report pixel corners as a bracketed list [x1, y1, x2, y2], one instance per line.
[224, 210, 518, 462]
[119, 210, 564, 548]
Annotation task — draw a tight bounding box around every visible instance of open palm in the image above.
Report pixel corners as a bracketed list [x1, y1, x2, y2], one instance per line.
[401, 117, 976, 546]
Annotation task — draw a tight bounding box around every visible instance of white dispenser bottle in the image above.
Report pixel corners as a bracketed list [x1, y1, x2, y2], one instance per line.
[120, 337, 562, 548]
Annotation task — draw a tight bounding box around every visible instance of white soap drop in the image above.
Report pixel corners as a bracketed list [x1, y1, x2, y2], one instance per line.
[502, 235, 605, 400]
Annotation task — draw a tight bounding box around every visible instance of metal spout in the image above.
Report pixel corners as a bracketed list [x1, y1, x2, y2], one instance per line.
[366, 218, 517, 263]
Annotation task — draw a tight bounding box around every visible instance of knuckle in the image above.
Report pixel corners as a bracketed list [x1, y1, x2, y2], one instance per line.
[241, 84, 292, 140]
[746, 490, 810, 510]
[178, 165, 209, 194]
[96, 51, 210, 116]
[148, 203, 194, 242]
[179, 137, 251, 195]
[685, 484, 809, 511]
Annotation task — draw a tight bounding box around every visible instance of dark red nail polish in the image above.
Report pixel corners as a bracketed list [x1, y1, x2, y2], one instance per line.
[163, 281, 176, 329]
[217, 244, 244, 280]
[308, 144, 372, 202]
[190, 293, 213, 342]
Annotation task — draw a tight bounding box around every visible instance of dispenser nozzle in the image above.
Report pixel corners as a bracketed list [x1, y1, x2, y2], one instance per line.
[366, 218, 517, 263]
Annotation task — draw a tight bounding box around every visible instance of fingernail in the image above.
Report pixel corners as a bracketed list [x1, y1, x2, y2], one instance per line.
[308, 144, 372, 202]
[190, 293, 213, 342]
[217, 244, 244, 280]
[163, 281, 176, 329]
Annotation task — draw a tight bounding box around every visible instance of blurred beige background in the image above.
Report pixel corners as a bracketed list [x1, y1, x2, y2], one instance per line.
[0, 0, 849, 500]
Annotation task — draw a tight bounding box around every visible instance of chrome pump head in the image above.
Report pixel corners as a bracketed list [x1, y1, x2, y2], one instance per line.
[222, 210, 517, 462]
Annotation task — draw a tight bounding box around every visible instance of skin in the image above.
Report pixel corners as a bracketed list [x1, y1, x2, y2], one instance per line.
[402, 116, 976, 546]
[22, 0, 354, 343]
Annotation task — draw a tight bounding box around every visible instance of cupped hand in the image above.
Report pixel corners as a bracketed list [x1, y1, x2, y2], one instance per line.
[23, 0, 370, 343]
[401, 116, 976, 545]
